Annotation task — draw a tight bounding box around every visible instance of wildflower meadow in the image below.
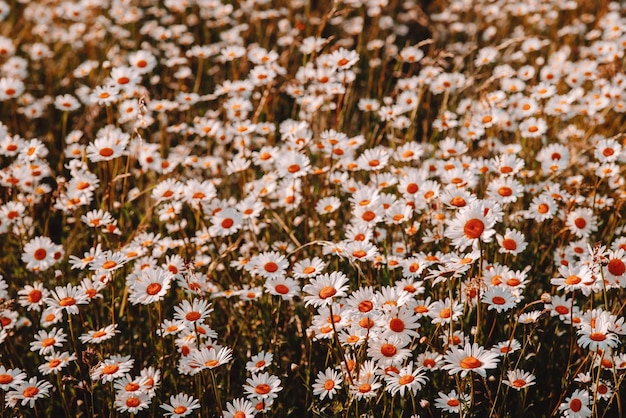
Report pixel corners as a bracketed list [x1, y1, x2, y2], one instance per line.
[0, 0, 625, 416]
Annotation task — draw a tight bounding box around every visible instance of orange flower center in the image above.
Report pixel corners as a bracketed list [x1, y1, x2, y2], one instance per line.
[447, 399, 460, 407]
[565, 275, 581, 285]
[99, 147, 114, 157]
[359, 317, 375, 329]
[502, 239, 517, 251]
[464, 219, 485, 239]
[125, 382, 140, 392]
[399, 375, 414, 385]
[255, 383, 271, 395]
[570, 398, 582, 412]
[48, 359, 61, 368]
[274, 284, 289, 294]
[34, 248, 47, 260]
[352, 250, 367, 258]
[358, 300, 373, 313]
[358, 383, 371, 393]
[491, 296, 506, 305]
[574, 217, 586, 229]
[498, 186, 512, 197]
[126, 397, 140, 407]
[28, 289, 42, 303]
[608, 259, 625, 276]
[92, 330, 107, 338]
[589, 332, 606, 341]
[59, 297, 76, 306]
[41, 337, 56, 347]
[460, 356, 482, 369]
[381, 343, 397, 357]
[287, 164, 300, 173]
[389, 318, 405, 333]
[439, 308, 451, 319]
[205, 359, 219, 367]
[186, 311, 201, 321]
[362, 211, 376, 222]
[406, 183, 418, 194]
[23, 386, 39, 398]
[302, 266, 316, 275]
[0, 374, 13, 384]
[264, 262, 278, 273]
[174, 406, 188, 414]
[221, 218, 234, 228]
[555, 306, 569, 315]
[102, 364, 119, 375]
[146, 282, 162, 296]
[319, 286, 337, 299]
[102, 260, 117, 270]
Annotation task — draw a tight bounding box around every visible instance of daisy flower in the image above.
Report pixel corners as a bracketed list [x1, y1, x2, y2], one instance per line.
[30, 327, 67, 355]
[559, 389, 591, 418]
[115, 391, 151, 414]
[566, 208, 598, 239]
[17, 281, 48, 311]
[246, 351, 273, 374]
[482, 286, 517, 312]
[188, 346, 233, 374]
[7, 377, 52, 408]
[21, 236, 60, 272]
[249, 251, 289, 280]
[434, 389, 469, 414]
[349, 372, 381, 400]
[381, 306, 421, 343]
[383, 361, 428, 396]
[222, 397, 256, 418]
[444, 200, 498, 251]
[367, 335, 412, 366]
[496, 228, 527, 255]
[243, 372, 282, 400]
[173, 298, 213, 325]
[416, 351, 443, 371]
[79, 323, 119, 344]
[577, 314, 619, 352]
[128, 267, 173, 305]
[312, 367, 342, 400]
[209, 207, 243, 237]
[503, 369, 536, 390]
[443, 342, 500, 377]
[44, 283, 90, 316]
[264, 276, 301, 300]
[303, 271, 350, 307]
[551, 264, 594, 295]
[492, 339, 522, 356]
[91, 355, 135, 383]
[0, 366, 26, 390]
[428, 298, 463, 325]
[292, 257, 326, 279]
[38, 351, 77, 375]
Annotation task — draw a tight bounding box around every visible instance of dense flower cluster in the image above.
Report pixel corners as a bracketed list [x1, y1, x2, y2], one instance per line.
[0, 0, 625, 416]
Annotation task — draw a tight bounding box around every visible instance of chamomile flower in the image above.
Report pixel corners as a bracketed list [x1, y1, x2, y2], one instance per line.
[559, 389, 591, 418]
[222, 397, 256, 418]
[30, 327, 67, 355]
[383, 361, 428, 396]
[8, 377, 52, 408]
[503, 369, 536, 390]
[303, 271, 350, 307]
[312, 367, 342, 400]
[443, 342, 500, 377]
[245, 351, 273, 374]
[243, 372, 282, 400]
